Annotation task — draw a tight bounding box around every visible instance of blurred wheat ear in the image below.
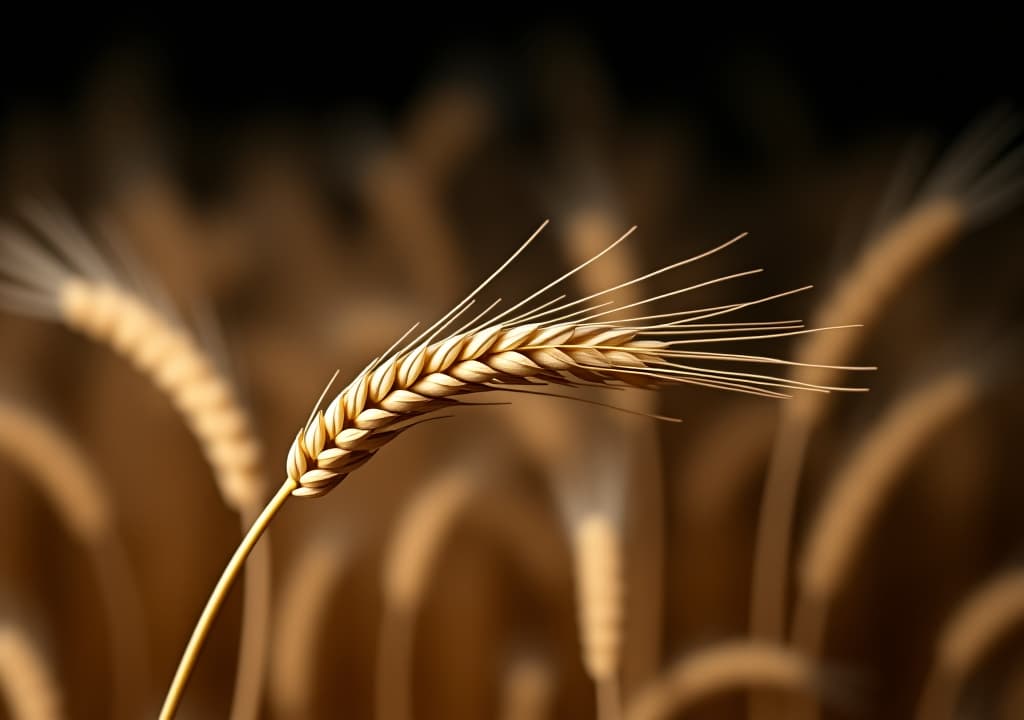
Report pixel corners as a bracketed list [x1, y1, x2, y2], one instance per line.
[623, 641, 828, 720]
[0, 603, 64, 720]
[751, 113, 1024, 673]
[0, 399, 148, 720]
[917, 569, 1024, 720]
[160, 220, 867, 718]
[0, 205, 272, 720]
[789, 364, 985, 720]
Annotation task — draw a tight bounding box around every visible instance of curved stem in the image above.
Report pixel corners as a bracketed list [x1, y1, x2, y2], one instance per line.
[230, 506, 274, 720]
[597, 675, 622, 720]
[160, 479, 296, 720]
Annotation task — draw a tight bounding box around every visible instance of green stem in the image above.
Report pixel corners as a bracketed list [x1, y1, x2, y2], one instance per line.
[159, 479, 296, 720]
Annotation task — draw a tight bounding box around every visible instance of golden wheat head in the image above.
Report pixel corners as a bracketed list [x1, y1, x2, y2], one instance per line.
[286, 222, 868, 499]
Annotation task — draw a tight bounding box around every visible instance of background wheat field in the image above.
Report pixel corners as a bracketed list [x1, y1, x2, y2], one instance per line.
[1, 20, 1023, 720]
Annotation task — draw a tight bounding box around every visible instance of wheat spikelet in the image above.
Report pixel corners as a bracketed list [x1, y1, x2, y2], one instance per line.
[270, 526, 355, 720]
[499, 656, 554, 720]
[751, 116, 1022, 658]
[0, 399, 148, 720]
[794, 368, 980, 654]
[623, 641, 825, 720]
[0, 207, 271, 720]
[0, 608, 63, 720]
[573, 513, 624, 720]
[916, 570, 1024, 720]
[162, 220, 867, 718]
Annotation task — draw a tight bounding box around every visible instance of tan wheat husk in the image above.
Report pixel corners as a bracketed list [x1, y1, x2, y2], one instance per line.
[916, 570, 1024, 720]
[0, 399, 148, 720]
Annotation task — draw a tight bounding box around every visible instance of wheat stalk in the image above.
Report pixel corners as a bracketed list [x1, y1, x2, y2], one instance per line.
[377, 463, 478, 720]
[499, 656, 554, 720]
[0, 607, 63, 720]
[916, 570, 1024, 720]
[0, 206, 271, 720]
[788, 366, 981, 720]
[751, 114, 1022, 659]
[0, 399, 148, 720]
[269, 526, 355, 720]
[623, 641, 826, 720]
[159, 220, 866, 717]
[793, 368, 980, 654]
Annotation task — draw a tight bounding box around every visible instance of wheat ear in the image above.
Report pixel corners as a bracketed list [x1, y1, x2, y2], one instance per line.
[270, 526, 355, 720]
[563, 206, 665, 696]
[793, 368, 980, 656]
[0, 608, 63, 720]
[572, 513, 625, 720]
[788, 367, 980, 720]
[751, 115, 1022, 654]
[916, 570, 1024, 720]
[377, 465, 477, 720]
[623, 641, 826, 720]
[499, 656, 554, 720]
[161, 221, 866, 717]
[0, 399, 148, 720]
[0, 207, 271, 720]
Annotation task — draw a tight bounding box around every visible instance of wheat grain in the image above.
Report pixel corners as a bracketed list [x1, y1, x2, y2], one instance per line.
[916, 570, 1024, 720]
[751, 116, 1022, 660]
[161, 221, 866, 717]
[624, 641, 825, 720]
[0, 207, 270, 720]
[0, 608, 63, 720]
[0, 399, 148, 720]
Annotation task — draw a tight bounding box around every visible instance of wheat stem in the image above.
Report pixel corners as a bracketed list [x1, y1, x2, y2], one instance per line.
[159, 479, 294, 720]
[0, 614, 63, 720]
